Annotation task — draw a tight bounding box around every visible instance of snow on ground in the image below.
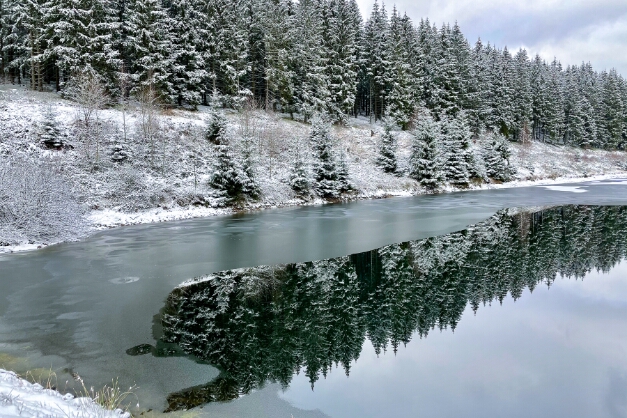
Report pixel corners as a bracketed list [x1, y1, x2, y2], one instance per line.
[0, 369, 129, 418]
[2, 84, 627, 254]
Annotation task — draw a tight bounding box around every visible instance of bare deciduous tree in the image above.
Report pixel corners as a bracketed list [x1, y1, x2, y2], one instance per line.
[65, 69, 109, 164]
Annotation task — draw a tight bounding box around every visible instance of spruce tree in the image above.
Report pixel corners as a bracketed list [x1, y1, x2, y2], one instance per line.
[409, 114, 442, 189]
[376, 118, 398, 174]
[482, 133, 513, 182]
[208, 110, 258, 203]
[310, 116, 345, 198]
[440, 115, 471, 186]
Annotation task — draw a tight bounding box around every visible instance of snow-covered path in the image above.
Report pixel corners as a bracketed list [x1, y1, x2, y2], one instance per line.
[0, 370, 129, 418]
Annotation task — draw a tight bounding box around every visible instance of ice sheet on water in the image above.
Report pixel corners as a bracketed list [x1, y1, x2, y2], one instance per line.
[540, 186, 588, 193]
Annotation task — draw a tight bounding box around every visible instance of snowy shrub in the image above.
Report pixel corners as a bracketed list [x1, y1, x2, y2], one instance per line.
[0, 155, 86, 245]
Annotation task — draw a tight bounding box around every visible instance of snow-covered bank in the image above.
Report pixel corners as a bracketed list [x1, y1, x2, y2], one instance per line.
[0, 370, 129, 418]
[2, 85, 627, 253]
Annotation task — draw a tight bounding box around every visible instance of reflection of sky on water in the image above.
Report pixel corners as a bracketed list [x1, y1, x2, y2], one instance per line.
[281, 264, 627, 418]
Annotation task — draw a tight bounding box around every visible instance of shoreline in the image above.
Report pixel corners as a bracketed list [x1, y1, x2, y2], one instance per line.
[2, 171, 625, 256]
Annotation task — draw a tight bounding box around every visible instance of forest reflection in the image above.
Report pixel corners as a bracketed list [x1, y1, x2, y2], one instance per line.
[145, 205, 627, 412]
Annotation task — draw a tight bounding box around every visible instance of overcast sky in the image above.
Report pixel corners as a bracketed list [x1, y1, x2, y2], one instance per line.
[355, 0, 627, 76]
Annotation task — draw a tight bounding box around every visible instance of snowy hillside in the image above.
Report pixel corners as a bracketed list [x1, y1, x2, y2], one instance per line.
[1, 85, 626, 252]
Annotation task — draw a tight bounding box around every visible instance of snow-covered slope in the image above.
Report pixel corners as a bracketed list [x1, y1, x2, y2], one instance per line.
[1, 85, 627, 252]
[0, 370, 129, 418]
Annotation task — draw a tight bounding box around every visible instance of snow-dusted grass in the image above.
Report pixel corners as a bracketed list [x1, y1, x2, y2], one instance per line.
[0, 369, 130, 418]
[1, 84, 627, 253]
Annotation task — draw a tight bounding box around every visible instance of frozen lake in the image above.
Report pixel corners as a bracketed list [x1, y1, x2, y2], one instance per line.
[1, 179, 627, 417]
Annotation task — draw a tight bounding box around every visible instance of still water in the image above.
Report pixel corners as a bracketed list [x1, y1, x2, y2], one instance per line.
[1, 179, 627, 417]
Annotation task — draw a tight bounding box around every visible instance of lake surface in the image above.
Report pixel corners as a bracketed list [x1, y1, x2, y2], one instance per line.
[1, 179, 627, 418]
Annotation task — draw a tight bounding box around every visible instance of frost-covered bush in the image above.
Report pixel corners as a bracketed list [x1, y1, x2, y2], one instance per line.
[105, 166, 168, 211]
[0, 155, 86, 245]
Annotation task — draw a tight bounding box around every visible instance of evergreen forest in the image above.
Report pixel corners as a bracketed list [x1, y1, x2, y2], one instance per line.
[1, 0, 626, 149]
[150, 205, 627, 411]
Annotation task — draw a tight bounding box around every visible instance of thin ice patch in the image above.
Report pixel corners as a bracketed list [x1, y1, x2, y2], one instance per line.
[109, 276, 140, 284]
[540, 186, 588, 193]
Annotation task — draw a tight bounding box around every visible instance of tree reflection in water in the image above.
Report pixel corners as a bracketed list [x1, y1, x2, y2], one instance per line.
[130, 205, 627, 412]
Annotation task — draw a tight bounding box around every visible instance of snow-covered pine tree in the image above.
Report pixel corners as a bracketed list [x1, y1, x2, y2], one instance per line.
[376, 118, 398, 174]
[544, 58, 566, 143]
[409, 114, 442, 189]
[337, 149, 352, 193]
[431, 23, 467, 118]
[126, 0, 172, 97]
[482, 132, 513, 181]
[322, 0, 360, 123]
[163, 0, 208, 107]
[6, 0, 46, 90]
[208, 113, 258, 203]
[466, 38, 489, 134]
[39, 105, 63, 149]
[385, 9, 419, 129]
[310, 116, 344, 198]
[45, 0, 120, 88]
[564, 67, 585, 147]
[290, 155, 311, 197]
[416, 19, 438, 114]
[440, 115, 471, 186]
[260, 0, 296, 113]
[205, 104, 228, 144]
[240, 134, 260, 199]
[362, 0, 389, 121]
[292, 0, 327, 122]
[512, 48, 532, 141]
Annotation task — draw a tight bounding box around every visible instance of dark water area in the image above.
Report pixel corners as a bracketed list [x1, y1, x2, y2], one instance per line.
[1, 180, 627, 417]
[144, 205, 627, 417]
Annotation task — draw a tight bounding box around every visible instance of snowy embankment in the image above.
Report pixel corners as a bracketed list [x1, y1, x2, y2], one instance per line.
[1, 85, 627, 254]
[0, 370, 129, 418]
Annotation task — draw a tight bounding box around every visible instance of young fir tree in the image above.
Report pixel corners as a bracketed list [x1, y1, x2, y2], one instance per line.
[290, 157, 311, 197]
[208, 111, 258, 203]
[440, 115, 471, 186]
[482, 133, 513, 182]
[409, 115, 442, 189]
[39, 106, 63, 149]
[376, 118, 398, 174]
[310, 116, 346, 198]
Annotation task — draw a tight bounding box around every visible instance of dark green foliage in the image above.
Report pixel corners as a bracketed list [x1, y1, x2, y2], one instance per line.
[158, 205, 627, 411]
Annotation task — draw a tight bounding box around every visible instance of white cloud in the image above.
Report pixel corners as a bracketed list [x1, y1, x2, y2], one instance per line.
[355, 0, 627, 75]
